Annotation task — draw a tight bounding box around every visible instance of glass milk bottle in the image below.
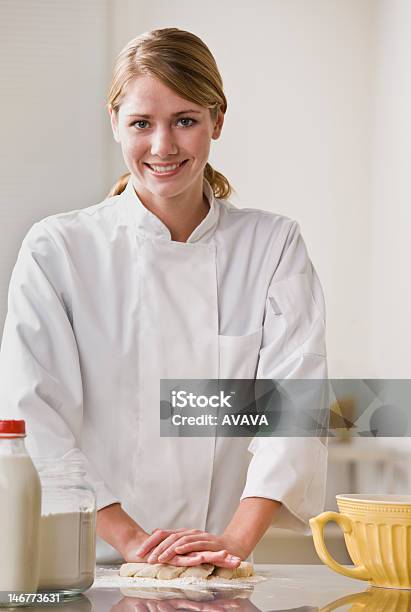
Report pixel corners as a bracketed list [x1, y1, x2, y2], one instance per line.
[0, 419, 41, 595]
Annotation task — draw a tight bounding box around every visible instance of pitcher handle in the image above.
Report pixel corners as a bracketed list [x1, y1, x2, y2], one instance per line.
[309, 511, 370, 581]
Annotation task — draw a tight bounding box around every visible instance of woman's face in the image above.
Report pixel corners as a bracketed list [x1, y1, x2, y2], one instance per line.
[109, 74, 224, 201]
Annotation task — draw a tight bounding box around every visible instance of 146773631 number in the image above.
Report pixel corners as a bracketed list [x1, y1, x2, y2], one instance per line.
[6, 592, 62, 604]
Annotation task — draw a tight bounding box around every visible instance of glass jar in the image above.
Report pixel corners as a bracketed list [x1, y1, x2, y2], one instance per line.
[34, 457, 96, 596]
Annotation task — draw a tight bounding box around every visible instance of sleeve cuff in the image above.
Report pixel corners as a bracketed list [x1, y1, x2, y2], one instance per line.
[61, 447, 120, 511]
[240, 437, 328, 535]
[94, 489, 121, 512]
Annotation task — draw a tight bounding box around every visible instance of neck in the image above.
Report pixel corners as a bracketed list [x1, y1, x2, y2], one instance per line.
[132, 177, 210, 242]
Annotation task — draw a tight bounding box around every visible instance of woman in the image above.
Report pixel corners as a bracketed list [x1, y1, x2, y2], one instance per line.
[0, 28, 328, 566]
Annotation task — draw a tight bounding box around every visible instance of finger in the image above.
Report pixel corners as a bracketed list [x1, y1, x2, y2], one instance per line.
[135, 529, 186, 557]
[147, 530, 202, 562]
[131, 603, 149, 612]
[135, 530, 173, 557]
[152, 527, 187, 535]
[157, 534, 210, 561]
[172, 540, 223, 556]
[170, 601, 204, 611]
[180, 605, 224, 612]
[158, 542, 212, 562]
[164, 553, 209, 567]
[165, 551, 239, 568]
[145, 601, 160, 612]
[157, 602, 176, 612]
[167, 533, 211, 547]
[195, 550, 241, 568]
[147, 532, 186, 562]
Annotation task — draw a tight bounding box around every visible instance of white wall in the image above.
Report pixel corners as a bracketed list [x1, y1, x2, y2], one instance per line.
[0, 0, 110, 328]
[369, 0, 411, 378]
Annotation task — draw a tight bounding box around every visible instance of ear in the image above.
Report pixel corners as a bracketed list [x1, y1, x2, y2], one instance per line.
[108, 104, 120, 143]
[212, 108, 224, 140]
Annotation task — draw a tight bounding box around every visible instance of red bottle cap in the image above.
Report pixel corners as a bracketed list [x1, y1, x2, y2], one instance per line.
[0, 420, 26, 436]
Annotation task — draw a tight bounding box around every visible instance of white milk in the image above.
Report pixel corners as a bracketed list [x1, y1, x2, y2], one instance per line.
[0, 454, 41, 592]
[38, 510, 96, 591]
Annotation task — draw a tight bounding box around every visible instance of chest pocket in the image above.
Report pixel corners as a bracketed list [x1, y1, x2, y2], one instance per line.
[263, 273, 326, 368]
[218, 327, 263, 379]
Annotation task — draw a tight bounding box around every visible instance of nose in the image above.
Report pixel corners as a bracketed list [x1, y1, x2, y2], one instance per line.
[150, 125, 178, 158]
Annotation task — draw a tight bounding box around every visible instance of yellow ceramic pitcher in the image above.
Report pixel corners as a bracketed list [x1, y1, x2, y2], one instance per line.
[310, 494, 411, 590]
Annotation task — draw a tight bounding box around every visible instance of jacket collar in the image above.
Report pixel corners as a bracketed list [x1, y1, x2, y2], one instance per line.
[119, 176, 220, 243]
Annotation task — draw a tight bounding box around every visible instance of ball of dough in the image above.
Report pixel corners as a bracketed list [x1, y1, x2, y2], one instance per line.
[119, 560, 254, 581]
[120, 562, 163, 578]
[179, 564, 214, 579]
[213, 561, 254, 579]
[156, 565, 186, 580]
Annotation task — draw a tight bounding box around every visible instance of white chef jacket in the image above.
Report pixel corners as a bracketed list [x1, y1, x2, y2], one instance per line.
[0, 177, 328, 559]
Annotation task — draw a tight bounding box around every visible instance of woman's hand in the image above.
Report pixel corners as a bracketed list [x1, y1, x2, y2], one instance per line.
[97, 507, 240, 567]
[120, 529, 192, 564]
[135, 528, 246, 567]
[121, 530, 235, 567]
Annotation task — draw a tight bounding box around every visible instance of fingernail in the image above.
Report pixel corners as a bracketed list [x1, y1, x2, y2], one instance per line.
[158, 554, 166, 561]
[148, 555, 156, 563]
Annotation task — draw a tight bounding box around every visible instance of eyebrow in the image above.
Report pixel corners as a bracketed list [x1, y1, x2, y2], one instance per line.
[126, 110, 203, 118]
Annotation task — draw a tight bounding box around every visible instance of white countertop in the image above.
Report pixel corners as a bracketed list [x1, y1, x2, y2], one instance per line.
[76, 563, 396, 611]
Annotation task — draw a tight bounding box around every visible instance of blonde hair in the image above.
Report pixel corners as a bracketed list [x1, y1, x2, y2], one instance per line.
[107, 28, 232, 199]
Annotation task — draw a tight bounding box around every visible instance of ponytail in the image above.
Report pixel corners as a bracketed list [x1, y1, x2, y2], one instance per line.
[204, 163, 232, 199]
[106, 172, 130, 198]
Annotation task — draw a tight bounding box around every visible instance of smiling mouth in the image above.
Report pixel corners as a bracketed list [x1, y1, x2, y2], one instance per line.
[144, 160, 188, 174]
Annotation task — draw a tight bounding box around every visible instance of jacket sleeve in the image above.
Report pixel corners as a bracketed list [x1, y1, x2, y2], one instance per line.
[240, 221, 329, 534]
[0, 221, 119, 511]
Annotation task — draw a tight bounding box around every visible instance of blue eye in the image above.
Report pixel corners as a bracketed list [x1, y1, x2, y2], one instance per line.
[133, 120, 149, 129]
[177, 117, 196, 127]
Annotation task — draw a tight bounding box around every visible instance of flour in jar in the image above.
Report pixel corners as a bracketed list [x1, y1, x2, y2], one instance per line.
[38, 509, 96, 591]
